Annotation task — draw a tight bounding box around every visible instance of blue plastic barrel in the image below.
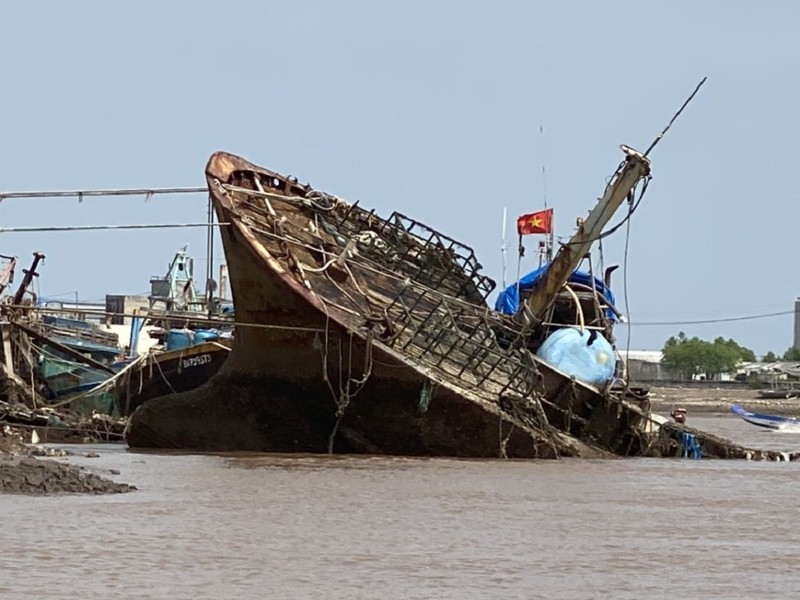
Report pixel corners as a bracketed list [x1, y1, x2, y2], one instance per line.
[166, 329, 195, 351]
[194, 329, 220, 343]
[536, 328, 616, 386]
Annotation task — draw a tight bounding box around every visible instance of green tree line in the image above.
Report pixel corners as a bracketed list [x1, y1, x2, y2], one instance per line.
[661, 333, 755, 379]
[662, 334, 800, 379]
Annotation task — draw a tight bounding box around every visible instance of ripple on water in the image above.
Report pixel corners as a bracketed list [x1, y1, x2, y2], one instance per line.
[1, 417, 799, 600]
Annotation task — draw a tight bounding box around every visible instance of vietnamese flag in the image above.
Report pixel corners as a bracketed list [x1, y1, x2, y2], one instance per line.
[517, 208, 553, 235]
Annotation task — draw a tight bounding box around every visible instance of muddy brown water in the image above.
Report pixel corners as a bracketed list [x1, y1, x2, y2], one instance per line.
[1, 415, 799, 600]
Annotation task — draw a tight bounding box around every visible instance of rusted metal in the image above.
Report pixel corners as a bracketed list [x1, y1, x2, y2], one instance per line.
[12, 252, 45, 306]
[0, 255, 16, 295]
[127, 151, 662, 459]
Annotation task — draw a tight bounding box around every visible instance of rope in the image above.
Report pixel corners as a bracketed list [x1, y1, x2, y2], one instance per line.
[3, 304, 327, 333]
[561, 284, 585, 332]
[250, 174, 277, 217]
[221, 183, 338, 212]
[152, 352, 178, 394]
[622, 189, 634, 387]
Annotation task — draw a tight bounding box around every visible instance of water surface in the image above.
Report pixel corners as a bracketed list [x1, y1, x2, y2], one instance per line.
[1, 415, 798, 600]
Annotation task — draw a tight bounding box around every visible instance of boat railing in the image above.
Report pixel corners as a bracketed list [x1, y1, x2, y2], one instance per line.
[383, 281, 538, 401]
[232, 184, 496, 304]
[326, 206, 496, 304]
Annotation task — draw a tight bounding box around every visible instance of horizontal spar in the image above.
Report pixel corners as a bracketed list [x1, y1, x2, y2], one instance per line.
[0, 223, 230, 233]
[0, 187, 207, 200]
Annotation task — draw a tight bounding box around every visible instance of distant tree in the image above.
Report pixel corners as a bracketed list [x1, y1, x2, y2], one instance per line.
[715, 337, 757, 363]
[783, 347, 800, 361]
[763, 351, 778, 363]
[661, 334, 754, 379]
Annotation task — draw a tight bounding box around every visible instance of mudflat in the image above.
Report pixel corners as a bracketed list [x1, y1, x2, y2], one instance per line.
[0, 436, 134, 495]
[649, 385, 800, 416]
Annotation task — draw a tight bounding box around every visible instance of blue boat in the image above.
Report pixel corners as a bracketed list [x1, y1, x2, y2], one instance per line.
[730, 404, 800, 430]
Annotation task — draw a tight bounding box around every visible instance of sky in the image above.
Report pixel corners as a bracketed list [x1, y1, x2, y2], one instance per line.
[1, 1, 798, 356]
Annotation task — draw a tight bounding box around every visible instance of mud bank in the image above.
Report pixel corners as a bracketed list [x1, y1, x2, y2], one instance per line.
[0, 436, 135, 495]
[648, 386, 800, 416]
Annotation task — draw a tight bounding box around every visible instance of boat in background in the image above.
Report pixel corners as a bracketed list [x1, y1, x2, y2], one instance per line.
[113, 247, 233, 415]
[730, 404, 800, 430]
[757, 387, 800, 400]
[1, 248, 233, 422]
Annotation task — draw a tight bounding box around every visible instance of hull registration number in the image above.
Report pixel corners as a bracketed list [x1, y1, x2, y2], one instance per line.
[182, 354, 212, 369]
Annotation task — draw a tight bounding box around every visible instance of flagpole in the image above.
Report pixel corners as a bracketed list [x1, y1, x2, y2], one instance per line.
[501, 206, 508, 288]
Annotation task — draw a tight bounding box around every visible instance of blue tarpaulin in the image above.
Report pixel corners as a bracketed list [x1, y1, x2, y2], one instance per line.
[494, 265, 617, 320]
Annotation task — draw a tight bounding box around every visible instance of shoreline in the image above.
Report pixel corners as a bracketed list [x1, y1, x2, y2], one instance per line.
[647, 385, 800, 416]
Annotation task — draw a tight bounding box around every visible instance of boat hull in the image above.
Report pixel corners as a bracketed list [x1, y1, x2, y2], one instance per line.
[126, 152, 651, 458]
[119, 342, 230, 416]
[127, 230, 569, 456]
[731, 404, 800, 430]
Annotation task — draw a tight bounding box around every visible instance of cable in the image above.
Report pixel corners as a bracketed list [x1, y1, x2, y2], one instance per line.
[0, 223, 230, 233]
[617, 309, 795, 326]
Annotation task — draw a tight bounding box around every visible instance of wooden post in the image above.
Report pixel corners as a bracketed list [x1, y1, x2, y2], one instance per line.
[0, 322, 13, 375]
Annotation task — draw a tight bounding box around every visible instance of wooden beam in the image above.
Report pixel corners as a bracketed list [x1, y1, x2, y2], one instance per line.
[0, 322, 13, 374]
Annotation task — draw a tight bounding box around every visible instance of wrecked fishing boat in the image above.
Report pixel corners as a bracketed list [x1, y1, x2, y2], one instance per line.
[127, 143, 662, 457]
[127, 80, 789, 458]
[0, 253, 126, 440]
[0, 248, 232, 435]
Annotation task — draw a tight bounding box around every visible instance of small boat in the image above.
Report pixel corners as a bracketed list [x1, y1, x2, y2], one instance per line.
[758, 388, 800, 400]
[730, 404, 800, 430]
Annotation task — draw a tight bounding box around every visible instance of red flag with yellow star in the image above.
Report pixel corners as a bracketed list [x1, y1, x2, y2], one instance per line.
[516, 208, 553, 235]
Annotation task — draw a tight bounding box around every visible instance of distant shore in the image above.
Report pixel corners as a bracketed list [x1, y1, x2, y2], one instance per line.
[648, 385, 800, 416]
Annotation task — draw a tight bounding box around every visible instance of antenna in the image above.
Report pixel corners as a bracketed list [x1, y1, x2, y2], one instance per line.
[540, 124, 554, 262]
[644, 76, 707, 157]
[540, 125, 549, 209]
[501, 206, 508, 288]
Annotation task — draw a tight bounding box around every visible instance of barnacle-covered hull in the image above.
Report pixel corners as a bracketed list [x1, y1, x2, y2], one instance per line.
[127, 152, 651, 457]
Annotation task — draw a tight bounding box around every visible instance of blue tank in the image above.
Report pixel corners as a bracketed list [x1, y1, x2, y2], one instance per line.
[166, 329, 195, 351]
[536, 328, 616, 387]
[194, 329, 220, 343]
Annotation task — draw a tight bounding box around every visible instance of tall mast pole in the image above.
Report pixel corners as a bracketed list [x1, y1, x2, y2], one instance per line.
[525, 146, 650, 320]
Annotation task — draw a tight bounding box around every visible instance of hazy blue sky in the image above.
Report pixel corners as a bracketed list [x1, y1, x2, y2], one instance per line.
[1, 1, 798, 355]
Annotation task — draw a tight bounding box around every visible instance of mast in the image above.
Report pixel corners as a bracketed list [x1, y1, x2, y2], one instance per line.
[523, 77, 706, 323]
[524, 145, 650, 320]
